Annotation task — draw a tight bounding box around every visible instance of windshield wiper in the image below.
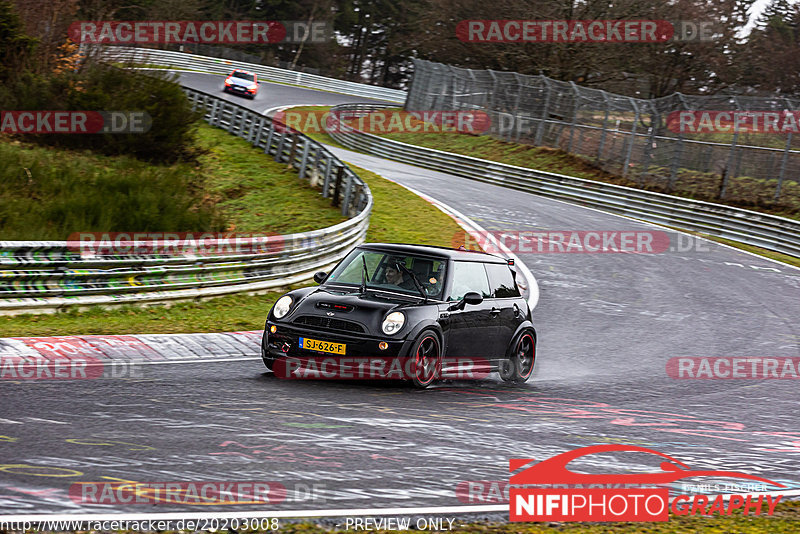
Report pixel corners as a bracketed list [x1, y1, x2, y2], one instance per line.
[395, 262, 428, 303]
[360, 255, 369, 295]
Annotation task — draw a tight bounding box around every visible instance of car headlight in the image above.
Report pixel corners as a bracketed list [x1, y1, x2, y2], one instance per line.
[382, 311, 405, 335]
[273, 295, 293, 319]
[248, 84, 257, 90]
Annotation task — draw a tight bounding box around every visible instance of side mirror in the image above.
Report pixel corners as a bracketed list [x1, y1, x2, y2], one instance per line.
[313, 271, 327, 284]
[463, 291, 484, 306]
[449, 291, 484, 311]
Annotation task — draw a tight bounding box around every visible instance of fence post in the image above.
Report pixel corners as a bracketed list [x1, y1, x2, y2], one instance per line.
[332, 166, 345, 207]
[274, 130, 286, 162]
[466, 68, 479, 109]
[225, 108, 234, 132]
[247, 115, 258, 144]
[775, 132, 792, 201]
[188, 91, 199, 112]
[719, 132, 739, 199]
[447, 65, 460, 109]
[597, 93, 610, 161]
[210, 99, 219, 126]
[299, 138, 310, 179]
[641, 104, 659, 177]
[313, 144, 324, 187]
[237, 110, 247, 136]
[351, 183, 363, 216]
[719, 97, 743, 200]
[509, 74, 523, 141]
[322, 157, 333, 197]
[623, 99, 639, 177]
[253, 117, 265, 147]
[488, 70, 499, 110]
[667, 134, 684, 193]
[264, 122, 275, 155]
[567, 82, 581, 152]
[287, 135, 299, 169]
[534, 78, 552, 146]
[341, 173, 354, 216]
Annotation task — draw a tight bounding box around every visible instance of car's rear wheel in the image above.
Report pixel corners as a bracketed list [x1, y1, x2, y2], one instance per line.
[501, 331, 535, 383]
[409, 331, 441, 389]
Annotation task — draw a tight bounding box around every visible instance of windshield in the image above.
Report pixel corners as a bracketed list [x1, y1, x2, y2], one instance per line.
[232, 71, 255, 81]
[326, 249, 447, 299]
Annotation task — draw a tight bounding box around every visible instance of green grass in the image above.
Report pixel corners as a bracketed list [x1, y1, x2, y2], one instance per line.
[0, 123, 347, 240]
[1, 292, 281, 337]
[196, 125, 347, 234]
[0, 163, 463, 337]
[0, 138, 222, 240]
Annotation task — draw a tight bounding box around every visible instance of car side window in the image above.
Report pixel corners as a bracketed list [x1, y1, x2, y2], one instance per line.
[449, 261, 491, 301]
[485, 263, 521, 298]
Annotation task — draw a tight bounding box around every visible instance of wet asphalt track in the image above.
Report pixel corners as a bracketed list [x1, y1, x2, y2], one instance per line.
[1, 73, 799, 516]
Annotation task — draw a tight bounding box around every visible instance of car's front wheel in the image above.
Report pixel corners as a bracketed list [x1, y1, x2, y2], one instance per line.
[500, 331, 536, 384]
[409, 331, 442, 389]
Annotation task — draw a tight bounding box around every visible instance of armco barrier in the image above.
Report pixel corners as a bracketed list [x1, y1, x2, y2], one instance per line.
[0, 88, 372, 315]
[100, 46, 407, 103]
[327, 104, 800, 259]
[0, 331, 262, 363]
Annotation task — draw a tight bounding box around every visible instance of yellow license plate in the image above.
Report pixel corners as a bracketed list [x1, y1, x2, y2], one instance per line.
[299, 337, 346, 355]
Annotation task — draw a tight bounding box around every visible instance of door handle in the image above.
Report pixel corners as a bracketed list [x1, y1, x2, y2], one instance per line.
[490, 307, 501, 317]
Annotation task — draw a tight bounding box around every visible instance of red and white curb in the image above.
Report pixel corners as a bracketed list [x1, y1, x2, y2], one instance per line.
[0, 331, 261, 365]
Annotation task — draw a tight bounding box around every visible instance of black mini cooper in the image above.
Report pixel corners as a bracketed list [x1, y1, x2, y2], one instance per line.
[262, 243, 536, 388]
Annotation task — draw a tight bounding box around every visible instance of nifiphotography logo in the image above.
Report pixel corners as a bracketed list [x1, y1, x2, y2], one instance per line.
[509, 445, 784, 522]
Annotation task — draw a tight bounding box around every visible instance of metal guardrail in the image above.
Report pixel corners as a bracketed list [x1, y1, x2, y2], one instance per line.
[0, 88, 373, 314]
[327, 103, 800, 259]
[100, 46, 407, 104]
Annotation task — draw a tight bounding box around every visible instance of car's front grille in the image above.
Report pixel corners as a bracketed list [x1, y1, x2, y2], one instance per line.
[293, 315, 365, 333]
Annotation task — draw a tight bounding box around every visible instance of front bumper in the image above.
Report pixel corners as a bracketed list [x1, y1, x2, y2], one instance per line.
[224, 84, 256, 95]
[264, 321, 411, 360]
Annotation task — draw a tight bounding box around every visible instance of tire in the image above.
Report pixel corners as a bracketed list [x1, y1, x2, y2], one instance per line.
[500, 331, 536, 383]
[409, 331, 442, 389]
[498, 358, 516, 382]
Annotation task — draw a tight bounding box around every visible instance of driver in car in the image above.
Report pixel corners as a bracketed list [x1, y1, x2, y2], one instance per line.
[384, 257, 418, 291]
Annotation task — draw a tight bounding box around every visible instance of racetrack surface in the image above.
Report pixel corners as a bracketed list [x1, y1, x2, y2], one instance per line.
[1, 73, 799, 516]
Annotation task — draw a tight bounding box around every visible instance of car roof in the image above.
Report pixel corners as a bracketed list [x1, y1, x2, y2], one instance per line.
[231, 69, 256, 75]
[357, 243, 508, 264]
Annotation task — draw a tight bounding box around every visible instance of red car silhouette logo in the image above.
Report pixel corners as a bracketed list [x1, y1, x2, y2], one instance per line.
[510, 444, 784, 487]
